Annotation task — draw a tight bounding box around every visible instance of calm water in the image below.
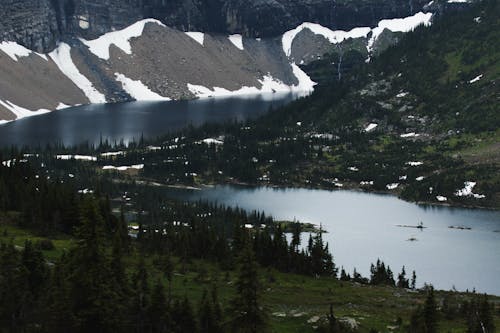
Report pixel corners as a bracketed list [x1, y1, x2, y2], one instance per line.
[0, 93, 298, 147]
[164, 185, 500, 295]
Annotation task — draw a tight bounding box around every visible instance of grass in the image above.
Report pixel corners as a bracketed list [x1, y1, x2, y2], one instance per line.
[0, 213, 73, 260]
[138, 255, 500, 333]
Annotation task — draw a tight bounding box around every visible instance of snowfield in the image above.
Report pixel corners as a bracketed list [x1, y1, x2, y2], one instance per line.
[0, 41, 47, 62]
[0, 100, 51, 119]
[115, 73, 171, 101]
[185, 32, 205, 46]
[367, 12, 433, 52]
[49, 43, 106, 103]
[228, 34, 244, 50]
[282, 23, 371, 57]
[80, 19, 166, 60]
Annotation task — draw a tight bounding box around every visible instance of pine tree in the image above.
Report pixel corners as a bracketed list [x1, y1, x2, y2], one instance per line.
[411, 271, 417, 290]
[423, 286, 438, 333]
[397, 266, 409, 289]
[150, 279, 170, 332]
[229, 241, 268, 333]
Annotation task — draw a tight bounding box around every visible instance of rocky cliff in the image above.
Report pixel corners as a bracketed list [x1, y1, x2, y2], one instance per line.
[0, 0, 438, 53]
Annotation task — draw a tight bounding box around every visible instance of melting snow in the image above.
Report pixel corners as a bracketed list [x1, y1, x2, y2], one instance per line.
[282, 23, 371, 57]
[49, 43, 106, 103]
[469, 74, 483, 84]
[56, 155, 97, 161]
[187, 68, 315, 98]
[228, 34, 244, 50]
[406, 161, 423, 166]
[0, 41, 47, 62]
[115, 73, 170, 101]
[103, 164, 144, 171]
[185, 32, 205, 46]
[436, 195, 448, 202]
[101, 151, 125, 157]
[0, 100, 50, 120]
[80, 19, 165, 60]
[454, 181, 486, 199]
[400, 133, 419, 138]
[367, 12, 433, 53]
[386, 183, 399, 190]
[364, 123, 378, 132]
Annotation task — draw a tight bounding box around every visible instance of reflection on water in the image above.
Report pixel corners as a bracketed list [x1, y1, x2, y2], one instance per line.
[165, 185, 500, 295]
[0, 93, 298, 147]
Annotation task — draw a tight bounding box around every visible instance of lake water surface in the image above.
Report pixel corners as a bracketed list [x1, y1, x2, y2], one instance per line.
[164, 185, 500, 295]
[0, 93, 297, 147]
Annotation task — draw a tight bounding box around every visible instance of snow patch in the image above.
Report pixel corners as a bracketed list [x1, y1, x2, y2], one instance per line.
[406, 161, 423, 166]
[103, 164, 144, 171]
[115, 73, 170, 101]
[454, 181, 486, 199]
[185, 32, 205, 46]
[0, 100, 50, 120]
[228, 34, 244, 50]
[386, 183, 399, 190]
[0, 41, 47, 62]
[187, 68, 315, 98]
[56, 155, 97, 161]
[400, 133, 419, 138]
[436, 196, 448, 202]
[468, 74, 483, 84]
[49, 43, 106, 103]
[364, 123, 378, 132]
[282, 23, 371, 57]
[80, 19, 165, 60]
[367, 12, 433, 53]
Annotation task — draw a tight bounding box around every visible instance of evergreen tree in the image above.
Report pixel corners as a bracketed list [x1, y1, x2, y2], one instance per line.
[229, 241, 268, 333]
[423, 286, 438, 333]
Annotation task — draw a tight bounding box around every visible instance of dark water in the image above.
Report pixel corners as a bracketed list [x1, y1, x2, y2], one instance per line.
[164, 185, 500, 295]
[0, 93, 297, 147]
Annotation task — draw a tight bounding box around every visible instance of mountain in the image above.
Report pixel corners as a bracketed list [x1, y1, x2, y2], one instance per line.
[1, 0, 435, 53]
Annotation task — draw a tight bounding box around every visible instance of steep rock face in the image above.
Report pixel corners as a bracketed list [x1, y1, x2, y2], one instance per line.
[0, 0, 436, 52]
[0, 0, 59, 53]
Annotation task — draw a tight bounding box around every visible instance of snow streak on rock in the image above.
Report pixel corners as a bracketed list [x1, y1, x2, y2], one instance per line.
[49, 43, 106, 104]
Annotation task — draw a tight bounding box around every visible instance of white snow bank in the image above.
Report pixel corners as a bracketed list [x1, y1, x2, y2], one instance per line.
[364, 123, 378, 132]
[367, 12, 433, 52]
[198, 138, 224, 145]
[103, 164, 144, 171]
[228, 34, 244, 50]
[80, 19, 165, 60]
[56, 155, 97, 161]
[436, 195, 448, 202]
[49, 43, 106, 103]
[400, 133, 420, 138]
[185, 32, 205, 46]
[406, 161, 423, 166]
[187, 68, 316, 98]
[454, 181, 486, 199]
[101, 151, 125, 157]
[0, 100, 51, 120]
[386, 183, 399, 190]
[0, 41, 47, 62]
[469, 74, 483, 84]
[115, 73, 170, 101]
[282, 23, 371, 57]
[416, 176, 425, 181]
